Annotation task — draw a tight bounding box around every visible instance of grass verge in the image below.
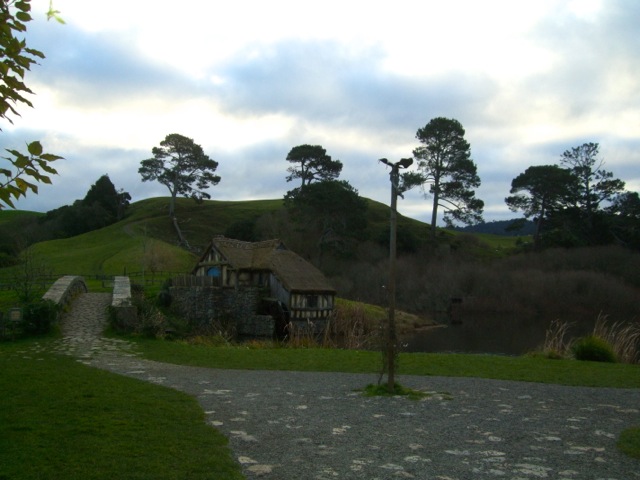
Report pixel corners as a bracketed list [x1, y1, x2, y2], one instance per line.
[362, 383, 431, 400]
[617, 427, 640, 459]
[0, 340, 243, 480]
[128, 337, 640, 388]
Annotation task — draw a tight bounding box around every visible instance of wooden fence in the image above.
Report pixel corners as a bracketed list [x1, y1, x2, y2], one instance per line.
[0, 271, 184, 292]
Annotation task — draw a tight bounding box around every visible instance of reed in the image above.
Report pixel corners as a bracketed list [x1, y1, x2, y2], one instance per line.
[537, 316, 640, 364]
[283, 301, 383, 349]
[592, 313, 640, 364]
[322, 301, 381, 349]
[540, 319, 574, 359]
[283, 320, 321, 348]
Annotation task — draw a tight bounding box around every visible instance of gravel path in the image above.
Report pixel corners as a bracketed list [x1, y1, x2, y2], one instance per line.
[43, 293, 640, 479]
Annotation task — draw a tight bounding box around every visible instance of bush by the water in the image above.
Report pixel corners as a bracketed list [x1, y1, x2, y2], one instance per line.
[571, 335, 617, 363]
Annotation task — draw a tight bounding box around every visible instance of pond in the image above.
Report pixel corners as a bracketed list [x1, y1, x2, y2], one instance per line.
[400, 314, 596, 356]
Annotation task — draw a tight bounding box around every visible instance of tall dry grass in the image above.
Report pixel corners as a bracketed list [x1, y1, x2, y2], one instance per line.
[592, 314, 640, 364]
[537, 316, 640, 364]
[283, 301, 383, 349]
[323, 301, 381, 349]
[540, 319, 575, 359]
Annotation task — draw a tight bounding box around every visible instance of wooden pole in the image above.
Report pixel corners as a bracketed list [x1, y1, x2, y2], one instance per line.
[387, 164, 399, 392]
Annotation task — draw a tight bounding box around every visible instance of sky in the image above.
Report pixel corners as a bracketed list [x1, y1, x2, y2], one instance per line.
[3, 0, 639, 224]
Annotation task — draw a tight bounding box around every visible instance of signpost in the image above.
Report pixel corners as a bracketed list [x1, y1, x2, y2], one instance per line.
[379, 157, 414, 391]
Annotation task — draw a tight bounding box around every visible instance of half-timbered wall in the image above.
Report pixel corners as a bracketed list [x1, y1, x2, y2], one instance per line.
[288, 292, 334, 320]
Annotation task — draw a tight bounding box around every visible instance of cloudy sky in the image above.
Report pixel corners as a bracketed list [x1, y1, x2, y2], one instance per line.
[3, 0, 639, 224]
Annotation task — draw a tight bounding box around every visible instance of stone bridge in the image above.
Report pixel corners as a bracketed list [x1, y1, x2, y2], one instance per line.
[42, 275, 135, 323]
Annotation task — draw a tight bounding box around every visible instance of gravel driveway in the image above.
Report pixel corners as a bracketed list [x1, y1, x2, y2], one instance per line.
[53, 293, 640, 479]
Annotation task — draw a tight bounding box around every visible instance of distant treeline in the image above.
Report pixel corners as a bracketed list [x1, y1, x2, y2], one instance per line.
[0, 175, 130, 266]
[453, 219, 536, 236]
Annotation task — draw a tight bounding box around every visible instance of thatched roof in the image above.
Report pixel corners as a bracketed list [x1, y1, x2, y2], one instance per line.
[198, 236, 335, 293]
[209, 237, 284, 270]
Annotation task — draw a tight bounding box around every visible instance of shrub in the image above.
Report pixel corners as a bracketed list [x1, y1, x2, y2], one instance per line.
[134, 293, 169, 338]
[156, 278, 173, 308]
[109, 292, 169, 338]
[571, 335, 617, 363]
[592, 314, 640, 364]
[22, 300, 60, 335]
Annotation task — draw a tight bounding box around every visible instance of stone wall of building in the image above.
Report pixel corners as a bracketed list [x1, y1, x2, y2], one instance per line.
[238, 314, 274, 338]
[169, 285, 273, 337]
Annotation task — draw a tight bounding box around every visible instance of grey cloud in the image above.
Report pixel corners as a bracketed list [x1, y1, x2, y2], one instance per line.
[27, 22, 194, 107]
[11, 6, 638, 223]
[210, 40, 498, 133]
[522, 1, 640, 118]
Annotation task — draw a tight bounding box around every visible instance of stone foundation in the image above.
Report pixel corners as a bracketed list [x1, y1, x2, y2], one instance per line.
[170, 285, 274, 337]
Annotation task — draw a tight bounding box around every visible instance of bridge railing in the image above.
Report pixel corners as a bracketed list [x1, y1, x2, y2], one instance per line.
[110, 276, 137, 330]
[41, 275, 88, 310]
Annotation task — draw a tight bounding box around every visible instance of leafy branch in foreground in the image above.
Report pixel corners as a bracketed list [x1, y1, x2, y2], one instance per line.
[1, 141, 62, 208]
[0, 0, 64, 209]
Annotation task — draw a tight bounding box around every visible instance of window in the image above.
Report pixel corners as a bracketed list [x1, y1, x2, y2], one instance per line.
[207, 266, 221, 278]
[306, 295, 318, 308]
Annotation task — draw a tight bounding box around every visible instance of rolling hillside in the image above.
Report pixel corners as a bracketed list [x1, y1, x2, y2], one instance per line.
[0, 196, 523, 282]
[3, 198, 639, 347]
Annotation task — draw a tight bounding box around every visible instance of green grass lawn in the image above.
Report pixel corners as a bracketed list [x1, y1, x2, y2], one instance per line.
[129, 337, 640, 389]
[618, 427, 640, 459]
[0, 339, 243, 480]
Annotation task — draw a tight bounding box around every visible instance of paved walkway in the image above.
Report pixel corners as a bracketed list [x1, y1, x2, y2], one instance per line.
[46, 293, 640, 479]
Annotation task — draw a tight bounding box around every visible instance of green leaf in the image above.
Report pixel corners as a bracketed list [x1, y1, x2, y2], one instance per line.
[38, 153, 64, 162]
[27, 141, 43, 156]
[16, 12, 32, 22]
[15, 1, 31, 12]
[14, 177, 28, 193]
[5, 148, 22, 158]
[0, 189, 17, 208]
[25, 47, 45, 59]
[37, 163, 58, 175]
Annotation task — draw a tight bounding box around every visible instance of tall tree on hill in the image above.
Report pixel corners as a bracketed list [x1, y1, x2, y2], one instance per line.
[559, 142, 625, 242]
[285, 180, 367, 249]
[413, 117, 484, 239]
[82, 174, 130, 220]
[608, 192, 640, 250]
[139, 134, 220, 217]
[285, 144, 343, 189]
[605, 191, 640, 250]
[505, 165, 577, 249]
[284, 179, 368, 257]
[284, 145, 364, 257]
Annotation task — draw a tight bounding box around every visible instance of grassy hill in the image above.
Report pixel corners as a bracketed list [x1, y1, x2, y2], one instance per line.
[4, 198, 640, 357]
[0, 209, 42, 225]
[1, 196, 523, 277]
